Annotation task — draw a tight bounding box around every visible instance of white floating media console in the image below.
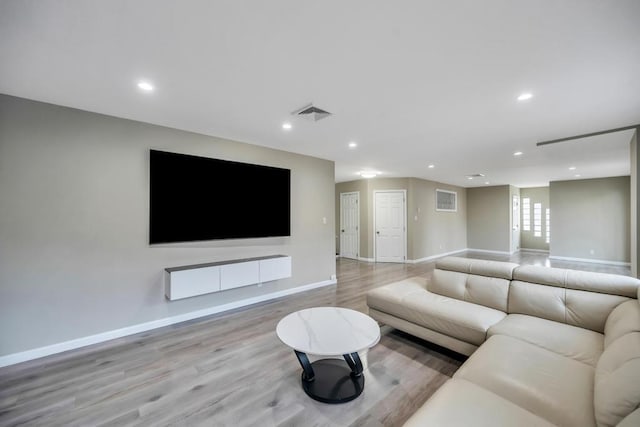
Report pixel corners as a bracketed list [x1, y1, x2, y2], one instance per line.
[165, 255, 292, 301]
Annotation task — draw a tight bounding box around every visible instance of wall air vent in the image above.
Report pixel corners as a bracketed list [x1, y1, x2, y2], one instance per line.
[465, 173, 485, 179]
[292, 103, 332, 122]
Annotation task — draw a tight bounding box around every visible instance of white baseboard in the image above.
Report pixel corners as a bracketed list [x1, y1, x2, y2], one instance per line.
[549, 255, 630, 267]
[0, 279, 337, 368]
[520, 248, 550, 253]
[408, 249, 468, 264]
[466, 248, 513, 256]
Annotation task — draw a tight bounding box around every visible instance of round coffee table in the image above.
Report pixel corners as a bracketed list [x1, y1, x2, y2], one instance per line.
[276, 306, 380, 404]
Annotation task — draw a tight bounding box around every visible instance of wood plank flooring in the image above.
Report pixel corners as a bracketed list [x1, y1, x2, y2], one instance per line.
[0, 251, 630, 427]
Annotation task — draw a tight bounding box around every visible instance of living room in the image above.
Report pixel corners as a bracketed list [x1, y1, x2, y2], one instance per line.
[1, 1, 640, 426]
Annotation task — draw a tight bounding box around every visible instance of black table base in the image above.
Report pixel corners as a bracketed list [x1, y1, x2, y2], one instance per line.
[294, 351, 365, 404]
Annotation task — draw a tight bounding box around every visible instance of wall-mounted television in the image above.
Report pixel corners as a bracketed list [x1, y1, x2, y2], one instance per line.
[149, 149, 291, 244]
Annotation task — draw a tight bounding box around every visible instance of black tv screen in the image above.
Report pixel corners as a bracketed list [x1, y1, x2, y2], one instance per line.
[149, 150, 291, 244]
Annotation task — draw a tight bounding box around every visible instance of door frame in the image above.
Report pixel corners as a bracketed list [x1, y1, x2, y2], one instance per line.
[512, 194, 520, 254]
[339, 191, 360, 260]
[373, 189, 407, 263]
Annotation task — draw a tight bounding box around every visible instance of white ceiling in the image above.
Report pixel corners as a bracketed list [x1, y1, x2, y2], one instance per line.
[1, 1, 639, 187]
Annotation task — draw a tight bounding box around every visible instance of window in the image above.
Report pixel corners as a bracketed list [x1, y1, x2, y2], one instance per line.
[545, 208, 550, 244]
[533, 203, 542, 237]
[522, 198, 530, 231]
[436, 189, 457, 212]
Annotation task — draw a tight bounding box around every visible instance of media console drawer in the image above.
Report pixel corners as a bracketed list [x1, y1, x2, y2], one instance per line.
[165, 255, 291, 300]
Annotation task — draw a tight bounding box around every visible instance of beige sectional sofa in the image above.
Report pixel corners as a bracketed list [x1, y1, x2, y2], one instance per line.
[366, 256, 640, 427]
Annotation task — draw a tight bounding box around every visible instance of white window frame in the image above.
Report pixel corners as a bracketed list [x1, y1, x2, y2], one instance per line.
[545, 208, 550, 244]
[533, 202, 542, 237]
[522, 197, 531, 231]
[436, 189, 457, 212]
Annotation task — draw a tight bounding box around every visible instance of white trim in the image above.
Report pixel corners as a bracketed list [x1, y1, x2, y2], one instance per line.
[520, 248, 550, 253]
[339, 191, 360, 259]
[373, 189, 407, 263]
[466, 248, 513, 256]
[0, 279, 336, 368]
[549, 255, 630, 267]
[408, 249, 468, 264]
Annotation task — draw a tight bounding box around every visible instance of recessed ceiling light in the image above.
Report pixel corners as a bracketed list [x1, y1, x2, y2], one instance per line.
[485, 182, 491, 185]
[348, 142, 357, 149]
[517, 92, 533, 101]
[360, 171, 377, 178]
[428, 164, 435, 169]
[575, 174, 581, 177]
[513, 151, 523, 156]
[467, 176, 474, 180]
[137, 81, 154, 91]
[569, 166, 576, 170]
[282, 122, 292, 130]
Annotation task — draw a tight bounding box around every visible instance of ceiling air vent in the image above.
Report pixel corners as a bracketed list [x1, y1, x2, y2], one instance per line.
[292, 103, 332, 122]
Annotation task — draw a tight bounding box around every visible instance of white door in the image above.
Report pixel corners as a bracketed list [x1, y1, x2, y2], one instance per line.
[374, 190, 406, 263]
[512, 195, 520, 253]
[340, 192, 360, 259]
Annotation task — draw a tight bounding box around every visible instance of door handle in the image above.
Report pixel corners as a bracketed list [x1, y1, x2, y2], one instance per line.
[376, 231, 380, 234]
[341, 229, 345, 232]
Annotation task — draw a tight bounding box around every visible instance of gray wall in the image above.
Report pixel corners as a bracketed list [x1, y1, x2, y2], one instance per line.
[0, 94, 336, 356]
[550, 176, 630, 263]
[335, 178, 467, 261]
[407, 178, 467, 261]
[520, 187, 550, 251]
[467, 185, 511, 252]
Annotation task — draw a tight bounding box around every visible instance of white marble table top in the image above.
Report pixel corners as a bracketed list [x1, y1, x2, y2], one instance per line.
[276, 307, 381, 356]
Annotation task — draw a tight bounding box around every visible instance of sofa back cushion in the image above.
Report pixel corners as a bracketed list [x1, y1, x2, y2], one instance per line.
[513, 265, 639, 298]
[436, 256, 518, 280]
[594, 332, 640, 427]
[429, 257, 517, 312]
[429, 269, 510, 312]
[508, 281, 629, 333]
[509, 265, 639, 333]
[603, 299, 640, 347]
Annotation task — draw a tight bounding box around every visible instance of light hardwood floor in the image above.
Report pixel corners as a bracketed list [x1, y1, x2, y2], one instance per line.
[0, 251, 631, 427]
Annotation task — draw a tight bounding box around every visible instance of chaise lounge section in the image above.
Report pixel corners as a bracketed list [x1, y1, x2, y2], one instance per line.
[366, 256, 640, 427]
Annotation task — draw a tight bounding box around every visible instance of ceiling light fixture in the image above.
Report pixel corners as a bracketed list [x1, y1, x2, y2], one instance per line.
[569, 166, 576, 170]
[467, 176, 474, 180]
[282, 122, 292, 130]
[137, 81, 154, 92]
[485, 181, 491, 185]
[575, 174, 581, 178]
[428, 164, 435, 169]
[348, 142, 357, 149]
[517, 92, 533, 101]
[359, 171, 379, 179]
[513, 151, 523, 156]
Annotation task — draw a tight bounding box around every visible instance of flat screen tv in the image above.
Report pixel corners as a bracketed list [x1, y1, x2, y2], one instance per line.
[149, 149, 291, 244]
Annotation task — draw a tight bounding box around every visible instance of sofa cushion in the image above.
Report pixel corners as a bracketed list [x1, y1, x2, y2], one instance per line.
[604, 299, 640, 347]
[403, 378, 555, 427]
[513, 265, 640, 298]
[367, 279, 505, 346]
[487, 314, 604, 366]
[454, 334, 596, 427]
[508, 280, 628, 333]
[428, 269, 510, 311]
[365, 276, 426, 312]
[594, 332, 640, 427]
[436, 256, 518, 280]
[617, 408, 640, 427]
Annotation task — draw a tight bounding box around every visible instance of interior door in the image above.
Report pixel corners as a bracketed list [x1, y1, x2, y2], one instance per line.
[340, 192, 359, 259]
[374, 190, 406, 263]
